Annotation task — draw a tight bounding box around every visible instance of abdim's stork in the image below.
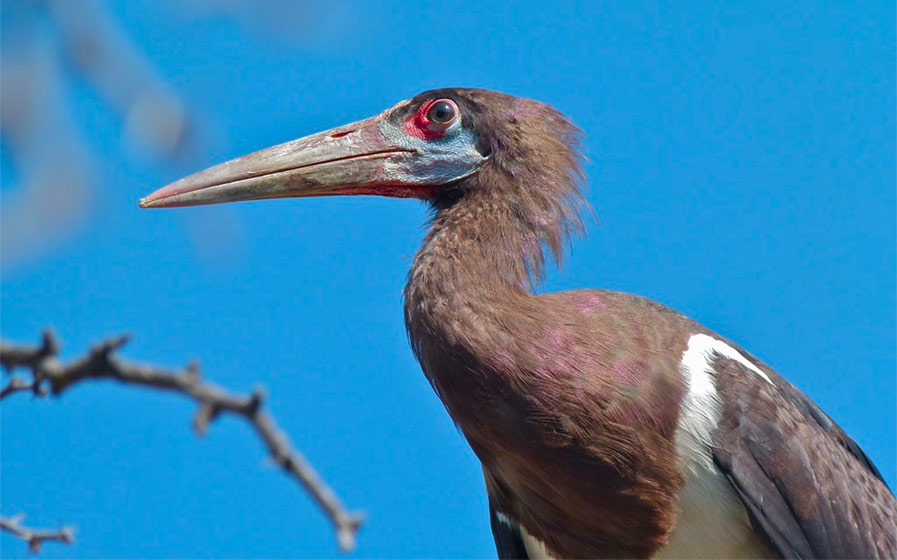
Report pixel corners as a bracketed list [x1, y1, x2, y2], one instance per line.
[140, 89, 896, 558]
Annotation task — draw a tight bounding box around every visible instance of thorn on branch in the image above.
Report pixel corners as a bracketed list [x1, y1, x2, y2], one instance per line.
[39, 330, 59, 359]
[248, 387, 264, 415]
[85, 334, 131, 371]
[192, 401, 220, 436]
[336, 512, 365, 553]
[185, 360, 201, 383]
[99, 334, 131, 355]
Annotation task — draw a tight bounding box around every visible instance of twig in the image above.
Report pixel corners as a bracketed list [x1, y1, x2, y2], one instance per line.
[0, 331, 364, 552]
[0, 514, 74, 553]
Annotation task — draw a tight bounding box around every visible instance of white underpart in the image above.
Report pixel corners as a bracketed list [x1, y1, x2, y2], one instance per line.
[495, 512, 553, 560]
[657, 333, 776, 559]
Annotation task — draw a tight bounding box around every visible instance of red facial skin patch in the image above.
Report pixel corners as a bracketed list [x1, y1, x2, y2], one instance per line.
[403, 99, 451, 141]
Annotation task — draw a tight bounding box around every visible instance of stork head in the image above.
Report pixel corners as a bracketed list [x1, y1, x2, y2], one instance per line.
[138, 88, 583, 212]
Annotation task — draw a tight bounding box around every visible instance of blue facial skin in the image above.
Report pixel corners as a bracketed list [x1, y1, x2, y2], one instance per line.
[379, 106, 489, 187]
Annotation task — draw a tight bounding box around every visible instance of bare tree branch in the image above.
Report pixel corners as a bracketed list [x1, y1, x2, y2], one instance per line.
[0, 514, 74, 554]
[0, 331, 364, 552]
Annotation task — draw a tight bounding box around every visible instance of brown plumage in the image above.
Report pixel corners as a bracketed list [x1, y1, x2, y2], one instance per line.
[140, 88, 897, 559]
[404, 92, 685, 554]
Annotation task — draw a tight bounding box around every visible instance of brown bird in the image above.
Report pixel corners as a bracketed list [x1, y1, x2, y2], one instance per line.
[140, 89, 896, 559]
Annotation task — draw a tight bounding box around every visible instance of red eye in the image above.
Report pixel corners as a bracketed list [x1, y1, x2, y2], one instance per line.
[425, 99, 458, 127]
[404, 98, 460, 140]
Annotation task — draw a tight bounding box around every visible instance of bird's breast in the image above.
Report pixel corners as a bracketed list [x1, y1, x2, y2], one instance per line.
[655, 461, 776, 559]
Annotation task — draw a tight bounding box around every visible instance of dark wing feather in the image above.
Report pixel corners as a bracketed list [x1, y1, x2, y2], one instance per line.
[489, 499, 530, 560]
[709, 354, 897, 559]
[788, 385, 888, 486]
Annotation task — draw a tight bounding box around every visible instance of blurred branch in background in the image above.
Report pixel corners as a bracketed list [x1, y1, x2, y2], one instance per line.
[1, 2, 95, 272]
[0, 0, 264, 273]
[1, 0, 194, 271]
[0, 515, 75, 554]
[0, 331, 365, 552]
[48, 0, 193, 160]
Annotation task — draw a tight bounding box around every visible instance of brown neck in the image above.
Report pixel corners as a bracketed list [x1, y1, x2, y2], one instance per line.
[402, 178, 541, 396]
[413, 194, 529, 293]
[402, 159, 589, 390]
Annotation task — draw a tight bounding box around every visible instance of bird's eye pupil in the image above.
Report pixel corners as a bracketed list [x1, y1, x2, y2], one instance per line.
[427, 100, 456, 125]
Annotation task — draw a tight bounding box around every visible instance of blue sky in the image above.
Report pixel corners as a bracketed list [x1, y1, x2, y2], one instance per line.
[2, 1, 894, 558]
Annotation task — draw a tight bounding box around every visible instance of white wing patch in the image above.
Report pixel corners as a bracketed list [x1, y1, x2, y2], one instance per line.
[657, 333, 777, 559]
[676, 333, 772, 471]
[495, 512, 554, 560]
[682, 333, 773, 386]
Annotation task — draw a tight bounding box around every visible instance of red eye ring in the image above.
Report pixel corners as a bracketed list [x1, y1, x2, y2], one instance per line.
[403, 98, 460, 140]
[424, 99, 459, 129]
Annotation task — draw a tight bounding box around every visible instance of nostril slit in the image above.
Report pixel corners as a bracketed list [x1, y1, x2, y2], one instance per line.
[330, 130, 354, 139]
